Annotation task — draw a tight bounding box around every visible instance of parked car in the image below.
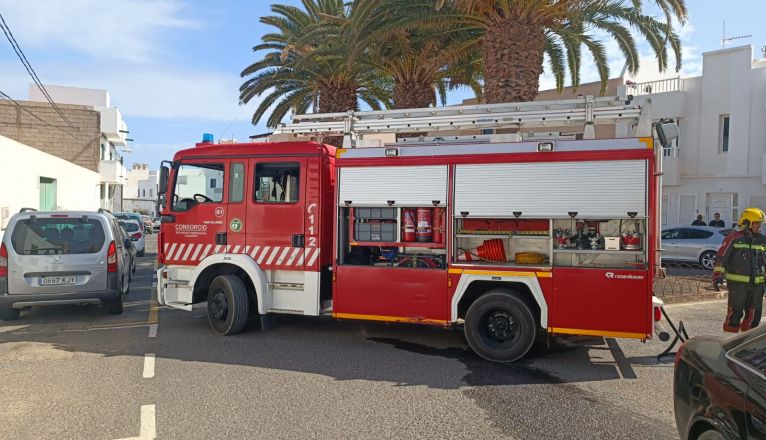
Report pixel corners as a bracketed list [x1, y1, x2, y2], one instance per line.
[141, 215, 154, 234]
[674, 326, 766, 440]
[113, 212, 145, 234]
[661, 226, 733, 270]
[152, 217, 161, 232]
[117, 223, 137, 275]
[118, 220, 145, 257]
[0, 209, 132, 320]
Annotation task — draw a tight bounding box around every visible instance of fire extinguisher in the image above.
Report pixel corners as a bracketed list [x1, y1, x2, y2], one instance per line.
[402, 208, 416, 242]
[416, 208, 433, 242]
[433, 208, 445, 244]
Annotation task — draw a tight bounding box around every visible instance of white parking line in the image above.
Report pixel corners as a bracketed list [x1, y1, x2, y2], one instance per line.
[114, 404, 156, 440]
[148, 324, 158, 338]
[143, 353, 155, 379]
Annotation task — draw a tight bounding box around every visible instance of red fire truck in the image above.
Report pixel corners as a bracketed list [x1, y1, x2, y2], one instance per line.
[156, 96, 678, 361]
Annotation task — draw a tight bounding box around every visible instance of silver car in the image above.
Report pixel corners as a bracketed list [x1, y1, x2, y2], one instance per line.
[0, 209, 132, 320]
[661, 226, 733, 270]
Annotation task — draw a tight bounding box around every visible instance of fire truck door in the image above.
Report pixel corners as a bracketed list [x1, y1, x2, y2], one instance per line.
[247, 158, 306, 271]
[164, 159, 228, 267]
[225, 162, 248, 255]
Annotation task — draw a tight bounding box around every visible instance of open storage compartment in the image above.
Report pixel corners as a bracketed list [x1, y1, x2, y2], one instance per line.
[453, 217, 551, 267]
[551, 217, 647, 269]
[339, 206, 447, 269]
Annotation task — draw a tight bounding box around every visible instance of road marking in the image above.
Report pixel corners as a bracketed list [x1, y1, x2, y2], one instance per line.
[148, 324, 158, 338]
[115, 404, 156, 440]
[89, 322, 154, 330]
[143, 353, 155, 378]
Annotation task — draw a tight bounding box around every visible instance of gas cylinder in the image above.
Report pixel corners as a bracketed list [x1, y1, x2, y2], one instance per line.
[416, 208, 433, 242]
[401, 208, 416, 242]
[432, 208, 445, 243]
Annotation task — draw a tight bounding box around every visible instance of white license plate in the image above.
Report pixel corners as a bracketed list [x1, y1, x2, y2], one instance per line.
[40, 275, 77, 286]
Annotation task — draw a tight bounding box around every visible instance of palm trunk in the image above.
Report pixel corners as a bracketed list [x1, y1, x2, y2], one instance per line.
[393, 77, 434, 140]
[318, 82, 358, 146]
[483, 19, 545, 104]
[393, 78, 434, 109]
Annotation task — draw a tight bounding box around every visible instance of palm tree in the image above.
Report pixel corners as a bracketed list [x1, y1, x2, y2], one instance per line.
[365, 0, 686, 103]
[239, 1, 390, 128]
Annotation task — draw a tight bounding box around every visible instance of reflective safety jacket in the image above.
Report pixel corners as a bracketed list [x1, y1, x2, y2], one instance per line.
[713, 230, 766, 284]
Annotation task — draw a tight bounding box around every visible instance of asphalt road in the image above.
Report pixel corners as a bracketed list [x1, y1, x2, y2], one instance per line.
[0, 234, 730, 439]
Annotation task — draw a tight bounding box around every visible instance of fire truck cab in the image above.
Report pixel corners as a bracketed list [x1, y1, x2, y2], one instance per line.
[157, 96, 677, 362]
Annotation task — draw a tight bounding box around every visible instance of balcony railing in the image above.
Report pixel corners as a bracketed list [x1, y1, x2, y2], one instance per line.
[625, 77, 684, 96]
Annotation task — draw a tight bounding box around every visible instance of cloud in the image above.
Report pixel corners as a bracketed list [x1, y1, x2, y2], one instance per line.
[0, 0, 198, 63]
[0, 60, 255, 121]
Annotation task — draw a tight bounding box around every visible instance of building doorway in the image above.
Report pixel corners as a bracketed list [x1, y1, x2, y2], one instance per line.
[39, 177, 57, 211]
[707, 193, 734, 228]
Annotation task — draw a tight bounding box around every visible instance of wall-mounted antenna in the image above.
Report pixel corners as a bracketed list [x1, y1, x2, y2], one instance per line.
[721, 21, 751, 48]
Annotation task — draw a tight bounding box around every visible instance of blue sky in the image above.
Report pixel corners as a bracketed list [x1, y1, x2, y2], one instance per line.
[1, 0, 764, 168]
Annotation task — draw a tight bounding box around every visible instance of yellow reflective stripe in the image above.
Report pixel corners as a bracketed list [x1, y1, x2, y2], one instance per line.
[732, 243, 766, 251]
[713, 266, 726, 273]
[726, 273, 765, 283]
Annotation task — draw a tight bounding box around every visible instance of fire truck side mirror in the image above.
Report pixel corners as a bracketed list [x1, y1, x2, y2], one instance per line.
[158, 165, 169, 195]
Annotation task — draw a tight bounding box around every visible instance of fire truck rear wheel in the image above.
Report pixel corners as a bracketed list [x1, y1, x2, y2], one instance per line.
[464, 290, 536, 362]
[207, 275, 249, 336]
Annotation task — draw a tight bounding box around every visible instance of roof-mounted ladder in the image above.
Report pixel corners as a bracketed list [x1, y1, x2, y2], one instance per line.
[273, 95, 654, 148]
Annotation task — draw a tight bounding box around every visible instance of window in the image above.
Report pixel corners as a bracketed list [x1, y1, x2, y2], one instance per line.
[731, 335, 766, 375]
[254, 162, 300, 203]
[661, 229, 680, 240]
[229, 163, 245, 203]
[142, 189, 146, 198]
[719, 115, 730, 153]
[172, 163, 224, 212]
[680, 229, 713, 240]
[11, 217, 105, 255]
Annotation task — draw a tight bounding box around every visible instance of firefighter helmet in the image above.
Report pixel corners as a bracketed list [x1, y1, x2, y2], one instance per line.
[738, 207, 766, 228]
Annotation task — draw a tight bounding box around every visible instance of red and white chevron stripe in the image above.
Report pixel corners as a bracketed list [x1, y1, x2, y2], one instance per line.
[163, 242, 321, 269]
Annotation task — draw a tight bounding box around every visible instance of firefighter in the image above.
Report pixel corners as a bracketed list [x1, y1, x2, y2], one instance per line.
[712, 207, 766, 332]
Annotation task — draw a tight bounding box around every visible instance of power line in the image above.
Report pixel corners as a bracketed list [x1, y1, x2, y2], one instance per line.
[0, 89, 78, 138]
[0, 12, 77, 131]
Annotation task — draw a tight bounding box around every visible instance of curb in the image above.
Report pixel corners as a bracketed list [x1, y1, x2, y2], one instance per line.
[661, 291, 728, 304]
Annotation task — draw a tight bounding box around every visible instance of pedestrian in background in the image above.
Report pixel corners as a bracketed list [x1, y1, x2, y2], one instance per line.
[692, 214, 706, 226]
[709, 212, 726, 228]
[712, 208, 766, 332]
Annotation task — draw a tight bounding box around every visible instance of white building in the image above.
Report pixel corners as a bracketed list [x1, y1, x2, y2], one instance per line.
[0, 135, 100, 230]
[28, 85, 130, 212]
[123, 163, 158, 214]
[628, 45, 766, 228]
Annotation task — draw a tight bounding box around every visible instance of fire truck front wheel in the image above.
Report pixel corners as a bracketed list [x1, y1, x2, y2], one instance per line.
[207, 275, 250, 336]
[464, 290, 536, 362]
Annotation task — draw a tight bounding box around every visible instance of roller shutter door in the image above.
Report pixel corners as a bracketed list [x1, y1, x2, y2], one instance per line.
[454, 160, 647, 218]
[339, 165, 448, 206]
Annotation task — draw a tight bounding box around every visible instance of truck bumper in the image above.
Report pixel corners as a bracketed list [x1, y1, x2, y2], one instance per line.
[156, 266, 167, 306]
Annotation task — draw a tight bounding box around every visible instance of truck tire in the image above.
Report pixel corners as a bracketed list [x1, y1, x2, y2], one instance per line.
[464, 290, 537, 362]
[207, 275, 249, 336]
[0, 306, 20, 321]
